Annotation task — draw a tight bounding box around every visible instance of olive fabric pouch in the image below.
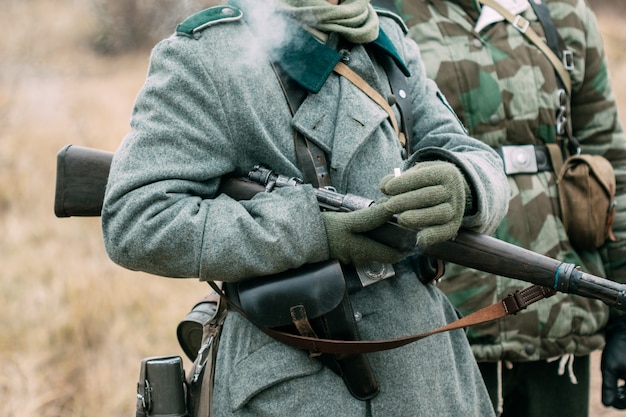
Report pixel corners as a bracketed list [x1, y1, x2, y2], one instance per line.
[557, 154, 617, 251]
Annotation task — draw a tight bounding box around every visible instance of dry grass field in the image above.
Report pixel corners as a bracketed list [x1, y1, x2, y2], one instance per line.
[0, 1, 624, 416]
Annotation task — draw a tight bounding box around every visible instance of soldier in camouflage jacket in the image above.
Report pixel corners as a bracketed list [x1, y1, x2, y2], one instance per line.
[399, 0, 626, 415]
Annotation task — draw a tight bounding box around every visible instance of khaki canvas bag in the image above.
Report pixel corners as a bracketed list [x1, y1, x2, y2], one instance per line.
[477, 0, 618, 252]
[557, 154, 617, 251]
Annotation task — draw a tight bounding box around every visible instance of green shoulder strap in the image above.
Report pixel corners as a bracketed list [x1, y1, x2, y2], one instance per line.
[176, 5, 243, 37]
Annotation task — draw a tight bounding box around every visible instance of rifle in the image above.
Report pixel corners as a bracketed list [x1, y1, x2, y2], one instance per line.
[54, 144, 626, 311]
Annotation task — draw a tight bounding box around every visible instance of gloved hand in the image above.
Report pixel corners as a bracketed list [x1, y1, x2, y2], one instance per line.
[380, 161, 469, 249]
[322, 203, 409, 265]
[601, 317, 626, 409]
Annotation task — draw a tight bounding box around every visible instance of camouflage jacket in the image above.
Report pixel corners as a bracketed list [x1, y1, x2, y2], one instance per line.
[399, 0, 626, 362]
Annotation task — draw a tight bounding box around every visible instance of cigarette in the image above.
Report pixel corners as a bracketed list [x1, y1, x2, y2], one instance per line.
[394, 168, 401, 177]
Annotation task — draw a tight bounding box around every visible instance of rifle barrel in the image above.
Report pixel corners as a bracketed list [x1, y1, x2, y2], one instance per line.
[423, 230, 626, 310]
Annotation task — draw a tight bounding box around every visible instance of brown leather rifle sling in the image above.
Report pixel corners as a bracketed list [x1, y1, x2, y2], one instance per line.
[333, 56, 413, 153]
[210, 280, 555, 356]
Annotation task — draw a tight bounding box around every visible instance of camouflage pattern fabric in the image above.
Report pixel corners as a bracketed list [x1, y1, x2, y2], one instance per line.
[399, 0, 626, 362]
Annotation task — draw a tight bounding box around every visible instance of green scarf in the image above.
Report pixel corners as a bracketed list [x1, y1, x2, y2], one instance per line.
[276, 0, 379, 44]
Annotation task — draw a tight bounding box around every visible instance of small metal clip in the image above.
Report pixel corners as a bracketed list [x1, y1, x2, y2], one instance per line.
[340, 49, 351, 63]
[555, 89, 568, 136]
[139, 379, 152, 412]
[192, 336, 214, 383]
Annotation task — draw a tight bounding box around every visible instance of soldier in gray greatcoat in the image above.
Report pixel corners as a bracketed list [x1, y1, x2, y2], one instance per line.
[102, 0, 510, 415]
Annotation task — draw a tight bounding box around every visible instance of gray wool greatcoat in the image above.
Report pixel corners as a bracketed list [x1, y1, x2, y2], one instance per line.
[102, 3, 509, 416]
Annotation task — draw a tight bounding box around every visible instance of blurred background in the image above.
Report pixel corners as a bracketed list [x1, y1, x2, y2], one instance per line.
[0, 0, 624, 415]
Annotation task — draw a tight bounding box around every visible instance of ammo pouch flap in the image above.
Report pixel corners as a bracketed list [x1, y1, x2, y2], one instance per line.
[235, 260, 345, 328]
[225, 260, 380, 401]
[557, 154, 617, 251]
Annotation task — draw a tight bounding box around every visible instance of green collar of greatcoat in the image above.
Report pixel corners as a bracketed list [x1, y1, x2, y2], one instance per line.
[276, 24, 410, 93]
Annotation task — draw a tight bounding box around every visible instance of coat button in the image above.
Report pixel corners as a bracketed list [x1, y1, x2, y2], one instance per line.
[524, 344, 536, 355]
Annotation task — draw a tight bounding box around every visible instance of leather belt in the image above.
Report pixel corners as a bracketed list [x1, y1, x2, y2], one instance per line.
[495, 145, 553, 175]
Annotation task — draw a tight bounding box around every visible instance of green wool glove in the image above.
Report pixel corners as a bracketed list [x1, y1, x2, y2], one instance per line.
[321, 203, 408, 265]
[380, 161, 469, 249]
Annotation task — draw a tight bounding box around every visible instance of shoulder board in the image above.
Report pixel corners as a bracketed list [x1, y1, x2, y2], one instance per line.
[176, 5, 243, 37]
[374, 8, 409, 35]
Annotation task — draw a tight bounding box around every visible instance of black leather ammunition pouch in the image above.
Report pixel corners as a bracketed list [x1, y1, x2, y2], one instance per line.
[225, 260, 380, 401]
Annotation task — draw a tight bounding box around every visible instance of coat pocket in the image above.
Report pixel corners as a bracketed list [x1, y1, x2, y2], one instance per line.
[228, 336, 323, 412]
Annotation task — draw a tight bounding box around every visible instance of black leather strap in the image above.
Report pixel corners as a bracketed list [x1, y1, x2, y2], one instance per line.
[527, 0, 561, 60]
[272, 62, 332, 188]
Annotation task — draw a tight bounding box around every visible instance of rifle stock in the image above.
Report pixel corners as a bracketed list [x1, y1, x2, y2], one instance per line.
[54, 145, 626, 310]
[55, 144, 113, 217]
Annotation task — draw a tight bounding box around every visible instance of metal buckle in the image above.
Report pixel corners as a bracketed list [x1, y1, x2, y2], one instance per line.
[562, 50, 574, 71]
[513, 15, 530, 33]
[356, 262, 395, 287]
[500, 145, 538, 175]
[555, 89, 568, 136]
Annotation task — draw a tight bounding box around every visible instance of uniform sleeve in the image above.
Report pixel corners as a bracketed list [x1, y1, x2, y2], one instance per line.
[101, 37, 329, 281]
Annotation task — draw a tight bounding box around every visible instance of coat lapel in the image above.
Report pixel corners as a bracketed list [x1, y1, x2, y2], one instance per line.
[272, 24, 408, 188]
